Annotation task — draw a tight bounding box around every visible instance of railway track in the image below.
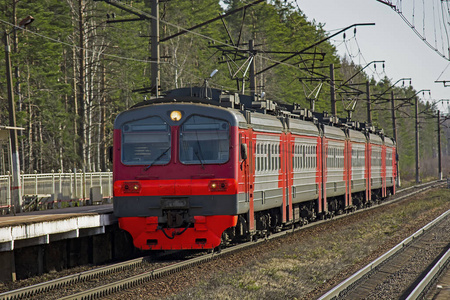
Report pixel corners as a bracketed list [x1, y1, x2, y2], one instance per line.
[319, 206, 450, 299]
[0, 180, 445, 300]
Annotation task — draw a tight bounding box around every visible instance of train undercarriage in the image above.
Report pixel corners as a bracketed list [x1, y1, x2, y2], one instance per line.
[220, 190, 393, 248]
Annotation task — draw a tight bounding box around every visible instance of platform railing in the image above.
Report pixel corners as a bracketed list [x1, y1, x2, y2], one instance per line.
[0, 171, 113, 213]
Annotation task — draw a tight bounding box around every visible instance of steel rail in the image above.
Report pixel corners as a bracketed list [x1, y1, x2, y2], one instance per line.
[0, 180, 445, 300]
[57, 181, 448, 300]
[405, 248, 450, 300]
[0, 256, 152, 300]
[318, 208, 450, 300]
[58, 240, 261, 300]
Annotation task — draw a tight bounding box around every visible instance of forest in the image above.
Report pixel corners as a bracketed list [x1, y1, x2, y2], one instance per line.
[0, 0, 448, 181]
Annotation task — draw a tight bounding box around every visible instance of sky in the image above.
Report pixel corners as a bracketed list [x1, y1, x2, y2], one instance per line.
[297, 0, 450, 114]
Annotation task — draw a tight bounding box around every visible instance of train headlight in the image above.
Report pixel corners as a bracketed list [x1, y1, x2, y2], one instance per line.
[123, 181, 141, 193]
[170, 110, 182, 121]
[209, 180, 227, 192]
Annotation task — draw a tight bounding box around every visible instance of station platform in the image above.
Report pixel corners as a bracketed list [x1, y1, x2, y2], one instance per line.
[0, 205, 116, 252]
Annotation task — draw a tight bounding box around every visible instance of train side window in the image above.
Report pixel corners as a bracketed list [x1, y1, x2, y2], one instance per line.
[292, 145, 295, 170]
[306, 146, 309, 169]
[278, 145, 281, 171]
[295, 145, 298, 170]
[268, 143, 272, 171]
[314, 148, 317, 168]
[272, 145, 275, 171]
[329, 148, 332, 168]
[305, 146, 308, 169]
[300, 145, 303, 169]
[333, 148, 336, 168]
[256, 143, 259, 173]
[264, 144, 267, 172]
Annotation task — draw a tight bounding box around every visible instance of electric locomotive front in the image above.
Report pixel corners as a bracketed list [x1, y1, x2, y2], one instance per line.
[113, 100, 246, 250]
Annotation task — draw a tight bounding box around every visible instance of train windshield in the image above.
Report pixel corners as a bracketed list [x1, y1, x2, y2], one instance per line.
[121, 116, 171, 165]
[179, 115, 230, 165]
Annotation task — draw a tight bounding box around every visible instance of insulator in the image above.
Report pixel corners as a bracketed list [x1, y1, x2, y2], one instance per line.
[354, 28, 357, 36]
[343, 32, 346, 39]
[382, 63, 385, 70]
[374, 64, 376, 69]
[106, 13, 110, 19]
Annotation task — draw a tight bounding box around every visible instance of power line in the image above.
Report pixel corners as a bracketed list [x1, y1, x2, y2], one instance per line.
[376, 0, 450, 61]
[0, 18, 166, 65]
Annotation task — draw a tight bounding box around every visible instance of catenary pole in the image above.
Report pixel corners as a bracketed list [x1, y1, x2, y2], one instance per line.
[391, 91, 401, 186]
[4, 31, 22, 213]
[330, 64, 336, 115]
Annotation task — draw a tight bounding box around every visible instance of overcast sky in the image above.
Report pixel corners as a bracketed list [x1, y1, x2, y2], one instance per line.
[296, 0, 450, 114]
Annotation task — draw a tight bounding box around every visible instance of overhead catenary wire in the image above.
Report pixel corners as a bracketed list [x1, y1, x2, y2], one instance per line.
[0, 1, 416, 107]
[0, 18, 165, 65]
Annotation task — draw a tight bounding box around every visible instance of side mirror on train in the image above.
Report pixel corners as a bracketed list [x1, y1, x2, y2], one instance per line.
[240, 143, 248, 160]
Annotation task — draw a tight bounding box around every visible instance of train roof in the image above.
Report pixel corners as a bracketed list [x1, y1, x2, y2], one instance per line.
[368, 132, 383, 145]
[322, 124, 347, 141]
[384, 136, 396, 147]
[286, 118, 320, 137]
[114, 101, 247, 129]
[129, 87, 394, 144]
[348, 128, 367, 143]
[248, 112, 284, 133]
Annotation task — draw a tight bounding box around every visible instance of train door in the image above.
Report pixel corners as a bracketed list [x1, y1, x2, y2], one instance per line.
[366, 142, 371, 201]
[244, 130, 254, 232]
[316, 136, 323, 214]
[280, 134, 287, 223]
[284, 133, 292, 223]
[321, 136, 328, 215]
[346, 139, 351, 207]
[381, 145, 387, 197]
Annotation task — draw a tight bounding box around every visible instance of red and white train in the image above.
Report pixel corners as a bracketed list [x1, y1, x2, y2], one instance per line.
[112, 87, 396, 250]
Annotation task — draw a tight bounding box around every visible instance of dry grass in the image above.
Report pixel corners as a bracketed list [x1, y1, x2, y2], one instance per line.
[165, 189, 450, 300]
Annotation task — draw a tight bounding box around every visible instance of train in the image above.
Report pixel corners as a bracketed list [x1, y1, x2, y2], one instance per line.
[112, 86, 397, 250]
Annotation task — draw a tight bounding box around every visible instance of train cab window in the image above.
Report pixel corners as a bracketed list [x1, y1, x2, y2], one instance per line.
[121, 116, 171, 165]
[179, 115, 230, 164]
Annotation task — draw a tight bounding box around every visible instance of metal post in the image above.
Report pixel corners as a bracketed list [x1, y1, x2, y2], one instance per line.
[438, 111, 442, 180]
[391, 91, 400, 187]
[330, 64, 336, 115]
[4, 31, 22, 213]
[74, 168, 78, 200]
[415, 96, 420, 183]
[34, 172, 38, 195]
[366, 81, 372, 124]
[249, 39, 256, 101]
[151, 0, 160, 97]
